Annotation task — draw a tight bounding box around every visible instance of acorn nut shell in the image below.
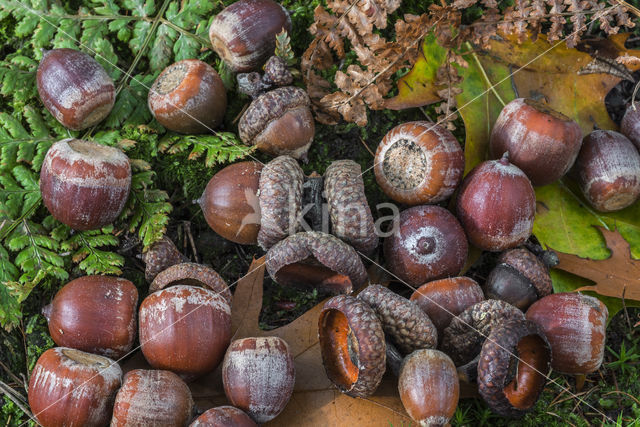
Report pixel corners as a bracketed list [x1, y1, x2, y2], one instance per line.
[358, 284, 438, 354]
[456, 154, 535, 251]
[37, 48, 115, 130]
[398, 349, 459, 426]
[238, 86, 315, 159]
[111, 369, 194, 426]
[148, 59, 227, 134]
[526, 292, 608, 375]
[42, 275, 138, 359]
[258, 156, 304, 250]
[191, 406, 257, 426]
[325, 160, 378, 254]
[222, 337, 295, 423]
[318, 295, 386, 397]
[384, 205, 468, 287]
[441, 299, 525, 366]
[266, 231, 367, 295]
[28, 347, 122, 427]
[40, 138, 132, 230]
[478, 319, 551, 417]
[621, 105, 640, 150]
[209, 0, 292, 73]
[490, 98, 582, 186]
[374, 121, 464, 205]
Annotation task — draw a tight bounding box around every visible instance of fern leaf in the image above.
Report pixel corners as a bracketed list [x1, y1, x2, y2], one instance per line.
[60, 226, 124, 275]
[159, 133, 255, 167]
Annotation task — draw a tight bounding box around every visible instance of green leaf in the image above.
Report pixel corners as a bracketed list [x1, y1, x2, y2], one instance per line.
[159, 133, 255, 167]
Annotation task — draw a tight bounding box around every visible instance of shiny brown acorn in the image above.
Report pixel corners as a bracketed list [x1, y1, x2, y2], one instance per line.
[209, 0, 292, 72]
[40, 138, 131, 230]
[111, 369, 194, 426]
[148, 59, 227, 134]
[28, 347, 122, 427]
[374, 121, 464, 205]
[526, 292, 608, 375]
[222, 337, 295, 423]
[42, 275, 137, 359]
[456, 153, 536, 251]
[139, 284, 232, 381]
[190, 406, 257, 427]
[37, 48, 115, 130]
[199, 161, 263, 244]
[398, 349, 459, 426]
[572, 130, 640, 212]
[490, 98, 582, 186]
[384, 205, 468, 286]
[620, 104, 640, 150]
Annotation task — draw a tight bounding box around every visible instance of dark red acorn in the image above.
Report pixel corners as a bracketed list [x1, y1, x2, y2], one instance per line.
[410, 276, 484, 333]
[148, 59, 227, 134]
[526, 292, 608, 375]
[209, 0, 292, 72]
[222, 337, 295, 423]
[43, 275, 137, 359]
[28, 347, 122, 427]
[572, 130, 640, 212]
[456, 154, 536, 251]
[490, 98, 582, 186]
[37, 48, 115, 130]
[111, 369, 194, 426]
[199, 161, 263, 244]
[620, 104, 640, 150]
[384, 205, 468, 287]
[40, 138, 131, 230]
[191, 406, 257, 426]
[139, 284, 232, 381]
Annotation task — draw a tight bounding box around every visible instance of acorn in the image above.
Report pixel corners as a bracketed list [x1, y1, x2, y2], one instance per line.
[42, 275, 138, 359]
[572, 130, 640, 212]
[28, 348, 122, 427]
[199, 161, 263, 245]
[384, 205, 468, 287]
[398, 349, 459, 427]
[441, 299, 525, 366]
[37, 48, 115, 130]
[139, 284, 232, 381]
[410, 276, 484, 334]
[374, 121, 464, 205]
[456, 153, 536, 251]
[318, 295, 386, 397]
[257, 156, 304, 250]
[209, 0, 292, 73]
[148, 59, 227, 134]
[40, 138, 132, 230]
[191, 406, 257, 427]
[238, 86, 315, 160]
[265, 232, 368, 295]
[526, 292, 608, 375]
[621, 104, 640, 150]
[484, 248, 553, 311]
[222, 337, 295, 423]
[477, 319, 551, 417]
[111, 369, 194, 426]
[358, 284, 438, 354]
[490, 98, 582, 186]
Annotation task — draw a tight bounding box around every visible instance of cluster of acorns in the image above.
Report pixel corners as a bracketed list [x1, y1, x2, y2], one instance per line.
[24, 0, 636, 423]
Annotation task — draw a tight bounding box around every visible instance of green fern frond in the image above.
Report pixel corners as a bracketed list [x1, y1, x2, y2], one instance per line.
[60, 225, 124, 275]
[159, 133, 255, 167]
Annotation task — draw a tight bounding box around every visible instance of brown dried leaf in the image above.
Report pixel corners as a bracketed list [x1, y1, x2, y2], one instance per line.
[554, 228, 640, 302]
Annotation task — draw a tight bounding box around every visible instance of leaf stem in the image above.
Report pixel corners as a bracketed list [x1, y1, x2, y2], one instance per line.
[465, 42, 506, 107]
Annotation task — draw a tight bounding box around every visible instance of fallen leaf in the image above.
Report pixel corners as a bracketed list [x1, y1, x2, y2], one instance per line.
[125, 257, 478, 425]
[553, 228, 640, 302]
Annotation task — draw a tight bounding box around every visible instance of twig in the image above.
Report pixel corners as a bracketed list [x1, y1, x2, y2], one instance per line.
[183, 221, 199, 263]
[0, 380, 40, 426]
[0, 360, 23, 386]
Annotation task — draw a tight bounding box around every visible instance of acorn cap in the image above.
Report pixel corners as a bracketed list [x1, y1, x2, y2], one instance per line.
[142, 236, 189, 283]
[257, 156, 304, 250]
[318, 295, 386, 397]
[262, 56, 293, 87]
[358, 285, 437, 354]
[238, 86, 311, 144]
[265, 231, 368, 295]
[477, 319, 551, 417]
[324, 160, 378, 254]
[150, 262, 232, 305]
[498, 248, 552, 298]
[440, 299, 525, 366]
